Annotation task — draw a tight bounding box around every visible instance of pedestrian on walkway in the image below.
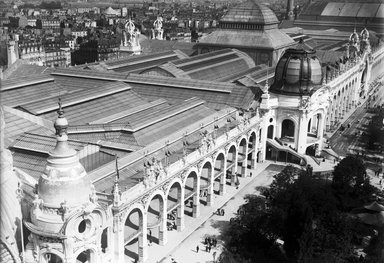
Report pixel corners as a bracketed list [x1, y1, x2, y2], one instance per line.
[196, 245, 199, 253]
[149, 229, 152, 237]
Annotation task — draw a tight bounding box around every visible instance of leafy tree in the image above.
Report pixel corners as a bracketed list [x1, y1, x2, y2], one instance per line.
[222, 195, 286, 263]
[283, 189, 314, 260]
[332, 156, 369, 197]
[220, 164, 369, 263]
[364, 225, 384, 263]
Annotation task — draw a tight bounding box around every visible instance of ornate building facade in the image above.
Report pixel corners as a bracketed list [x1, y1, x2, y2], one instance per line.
[1, 3, 383, 263]
[261, 29, 383, 160]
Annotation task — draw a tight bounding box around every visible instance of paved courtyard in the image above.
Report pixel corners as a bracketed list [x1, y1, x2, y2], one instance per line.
[139, 161, 285, 263]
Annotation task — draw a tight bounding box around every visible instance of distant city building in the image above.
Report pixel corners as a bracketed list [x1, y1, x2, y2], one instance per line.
[77, 7, 100, 14]
[27, 18, 37, 27]
[72, 30, 88, 39]
[41, 19, 61, 29]
[44, 48, 67, 67]
[18, 39, 45, 66]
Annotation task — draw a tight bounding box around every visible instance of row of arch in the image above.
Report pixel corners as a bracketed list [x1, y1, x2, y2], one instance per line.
[40, 247, 96, 263]
[118, 130, 263, 262]
[326, 64, 366, 130]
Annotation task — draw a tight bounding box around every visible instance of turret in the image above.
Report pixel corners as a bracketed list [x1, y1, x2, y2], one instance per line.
[24, 99, 107, 263]
[30, 99, 93, 232]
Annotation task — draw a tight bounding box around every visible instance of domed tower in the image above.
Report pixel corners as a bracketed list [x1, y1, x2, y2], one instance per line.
[24, 100, 109, 263]
[197, 0, 295, 66]
[270, 40, 323, 96]
[263, 43, 329, 156]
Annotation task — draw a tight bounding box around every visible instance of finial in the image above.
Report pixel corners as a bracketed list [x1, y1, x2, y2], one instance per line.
[113, 155, 121, 206]
[115, 155, 120, 183]
[54, 98, 68, 138]
[264, 65, 269, 93]
[57, 97, 64, 117]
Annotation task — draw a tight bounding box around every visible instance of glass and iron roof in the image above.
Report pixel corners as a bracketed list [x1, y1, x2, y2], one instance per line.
[220, 0, 279, 26]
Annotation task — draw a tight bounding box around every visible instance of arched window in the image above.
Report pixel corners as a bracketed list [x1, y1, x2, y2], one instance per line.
[76, 249, 94, 263]
[267, 125, 274, 139]
[281, 119, 295, 139]
[42, 253, 63, 263]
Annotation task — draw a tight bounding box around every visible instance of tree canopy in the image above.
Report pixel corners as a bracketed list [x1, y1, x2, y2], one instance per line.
[220, 164, 380, 263]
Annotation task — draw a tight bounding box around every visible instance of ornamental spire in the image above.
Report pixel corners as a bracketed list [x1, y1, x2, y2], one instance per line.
[113, 155, 121, 207]
[54, 98, 68, 139]
[264, 65, 269, 93]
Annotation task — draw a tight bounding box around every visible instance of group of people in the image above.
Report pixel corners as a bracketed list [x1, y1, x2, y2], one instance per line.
[196, 236, 218, 254]
[199, 190, 208, 197]
[216, 208, 225, 216]
[167, 210, 177, 231]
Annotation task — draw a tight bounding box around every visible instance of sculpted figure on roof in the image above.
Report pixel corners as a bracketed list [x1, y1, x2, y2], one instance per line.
[153, 17, 163, 31]
[152, 16, 164, 40]
[125, 19, 136, 35]
[143, 157, 166, 188]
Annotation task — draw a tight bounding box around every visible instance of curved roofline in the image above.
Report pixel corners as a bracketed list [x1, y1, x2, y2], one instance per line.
[285, 48, 316, 55]
[220, 0, 279, 26]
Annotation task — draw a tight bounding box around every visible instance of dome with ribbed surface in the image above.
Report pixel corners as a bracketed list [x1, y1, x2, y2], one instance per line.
[221, 0, 279, 28]
[269, 44, 323, 96]
[37, 101, 92, 209]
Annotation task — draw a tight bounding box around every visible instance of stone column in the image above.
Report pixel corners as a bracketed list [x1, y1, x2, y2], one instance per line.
[231, 152, 238, 186]
[219, 157, 227, 196]
[254, 133, 260, 166]
[176, 188, 185, 231]
[138, 212, 148, 263]
[242, 144, 249, 176]
[113, 214, 125, 263]
[64, 237, 75, 263]
[317, 113, 325, 155]
[248, 149, 255, 173]
[297, 113, 308, 155]
[192, 176, 200, 218]
[159, 200, 167, 246]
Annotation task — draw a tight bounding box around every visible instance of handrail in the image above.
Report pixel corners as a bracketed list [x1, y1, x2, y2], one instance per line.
[266, 138, 307, 165]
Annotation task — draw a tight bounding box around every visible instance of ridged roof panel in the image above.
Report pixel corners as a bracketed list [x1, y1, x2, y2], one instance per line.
[221, 0, 279, 25]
